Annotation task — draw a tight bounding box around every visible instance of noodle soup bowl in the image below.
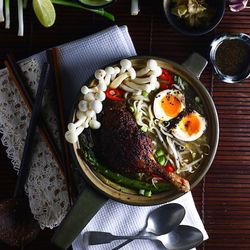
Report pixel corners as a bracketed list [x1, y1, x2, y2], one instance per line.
[69, 54, 219, 205]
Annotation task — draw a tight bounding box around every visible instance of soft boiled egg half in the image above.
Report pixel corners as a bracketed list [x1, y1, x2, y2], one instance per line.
[153, 89, 185, 121]
[172, 111, 207, 141]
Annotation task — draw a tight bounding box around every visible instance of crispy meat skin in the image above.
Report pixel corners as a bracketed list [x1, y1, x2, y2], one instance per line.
[93, 101, 190, 192]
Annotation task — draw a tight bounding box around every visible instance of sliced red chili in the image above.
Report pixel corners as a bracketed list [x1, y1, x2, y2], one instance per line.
[151, 164, 175, 180]
[159, 68, 174, 84]
[105, 88, 125, 101]
[165, 164, 175, 173]
[159, 83, 170, 90]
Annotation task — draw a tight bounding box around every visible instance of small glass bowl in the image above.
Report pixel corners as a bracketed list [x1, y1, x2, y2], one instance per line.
[209, 33, 250, 83]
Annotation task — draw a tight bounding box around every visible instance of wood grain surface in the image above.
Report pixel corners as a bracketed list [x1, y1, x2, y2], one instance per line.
[0, 1, 250, 249]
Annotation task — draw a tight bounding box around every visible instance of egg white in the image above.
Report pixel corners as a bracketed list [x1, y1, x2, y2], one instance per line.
[172, 111, 207, 142]
[153, 89, 185, 121]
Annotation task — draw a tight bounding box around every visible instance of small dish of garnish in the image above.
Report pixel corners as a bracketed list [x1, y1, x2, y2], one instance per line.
[163, 0, 226, 36]
[210, 33, 250, 83]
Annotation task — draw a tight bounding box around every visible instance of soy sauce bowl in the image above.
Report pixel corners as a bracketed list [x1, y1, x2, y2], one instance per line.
[210, 33, 250, 83]
[76, 0, 115, 9]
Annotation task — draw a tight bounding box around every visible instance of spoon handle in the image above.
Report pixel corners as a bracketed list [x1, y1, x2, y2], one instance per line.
[112, 239, 133, 250]
[84, 231, 155, 246]
[13, 63, 50, 199]
[111, 230, 147, 250]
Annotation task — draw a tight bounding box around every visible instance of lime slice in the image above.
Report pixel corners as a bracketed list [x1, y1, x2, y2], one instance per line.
[33, 0, 56, 28]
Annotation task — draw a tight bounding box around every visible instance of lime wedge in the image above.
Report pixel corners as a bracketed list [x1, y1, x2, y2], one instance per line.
[33, 0, 56, 28]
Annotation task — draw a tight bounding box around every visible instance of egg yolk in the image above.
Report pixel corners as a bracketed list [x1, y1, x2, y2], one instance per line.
[161, 94, 182, 118]
[180, 113, 200, 135]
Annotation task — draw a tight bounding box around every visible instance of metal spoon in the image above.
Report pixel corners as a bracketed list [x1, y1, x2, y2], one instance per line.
[0, 64, 50, 247]
[83, 203, 185, 249]
[84, 225, 203, 250]
[112, 203, 185, 250]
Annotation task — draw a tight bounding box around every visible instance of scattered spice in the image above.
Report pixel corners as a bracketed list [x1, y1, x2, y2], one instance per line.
[215, 39, 250, 76]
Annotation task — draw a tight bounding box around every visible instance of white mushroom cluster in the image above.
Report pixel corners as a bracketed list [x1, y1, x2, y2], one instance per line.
[114, 59, 162, 93]
[65, 59, 162, 144]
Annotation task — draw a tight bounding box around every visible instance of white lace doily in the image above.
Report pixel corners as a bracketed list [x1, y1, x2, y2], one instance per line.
[0, 59, 70, 229]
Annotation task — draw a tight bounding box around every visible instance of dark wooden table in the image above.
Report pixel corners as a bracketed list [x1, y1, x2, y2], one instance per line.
[0, 1, 250, 249]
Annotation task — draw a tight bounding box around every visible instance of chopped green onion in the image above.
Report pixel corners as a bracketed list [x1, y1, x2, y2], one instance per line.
[195, 96, 201, 103]
[51, 0, 115, 21]
[131, 0, 140, 16]
[142, 91, 149, 97]
[4, 0, 10, 29]
[140, 125, 148, 133]
[139, 189, 145, 195]
[155, 149, 165, 158]
[0, 0, 4, 22]
[144, 190, 152, 197]
[129, 106, 135, 113]
[157, 155, 166, 166]
[24, 0, 29, 8]
[174, 75, 178, 83]
[17, 0, 24, 36]
[139, 189, 152, 197]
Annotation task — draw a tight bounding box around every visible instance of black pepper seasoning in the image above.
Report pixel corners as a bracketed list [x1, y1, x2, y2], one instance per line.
[215, 39, 250, 76]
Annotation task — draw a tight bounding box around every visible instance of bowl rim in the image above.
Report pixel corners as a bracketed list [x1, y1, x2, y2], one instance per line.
[163, 0, 226, 36]
[68, 56, 219, 205]
[76, 0, 115, 9]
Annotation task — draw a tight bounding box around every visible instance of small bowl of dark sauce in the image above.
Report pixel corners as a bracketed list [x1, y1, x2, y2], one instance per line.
[210, 33, 250, 83]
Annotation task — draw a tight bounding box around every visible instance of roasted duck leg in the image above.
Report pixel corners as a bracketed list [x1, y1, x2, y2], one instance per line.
[93, 101, 190, 193]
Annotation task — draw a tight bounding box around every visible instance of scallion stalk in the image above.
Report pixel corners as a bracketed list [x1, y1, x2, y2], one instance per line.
[51, 0, 115, 21]
[131, 0, 139, 16]
[17, 0, 24, 36]
[4, 0, 10, 28]
[24, 0, 29, 8]
[0, 0, 5, 22]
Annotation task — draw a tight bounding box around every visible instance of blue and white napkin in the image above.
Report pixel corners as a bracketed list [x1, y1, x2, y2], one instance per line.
[72, 192, 208, 250]
[33, 25, 136, 119]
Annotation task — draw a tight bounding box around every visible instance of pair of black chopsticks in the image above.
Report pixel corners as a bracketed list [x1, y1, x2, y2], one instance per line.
[13, 63, 50, 198]
[5, 52, 76, 205]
